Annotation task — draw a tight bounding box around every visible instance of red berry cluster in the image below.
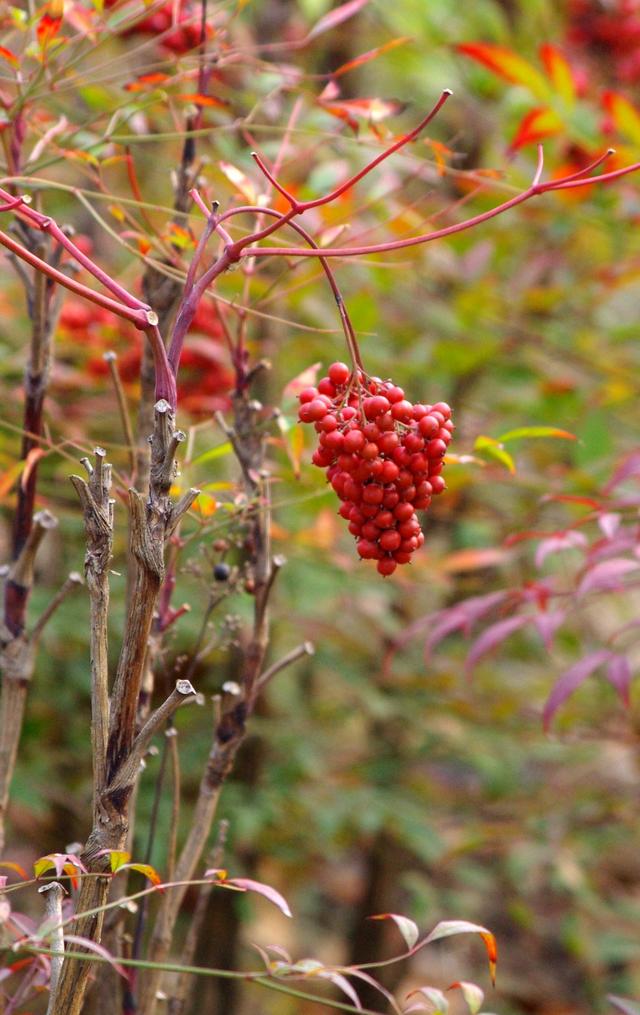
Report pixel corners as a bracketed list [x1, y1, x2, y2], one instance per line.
[298, 363, 453, 576]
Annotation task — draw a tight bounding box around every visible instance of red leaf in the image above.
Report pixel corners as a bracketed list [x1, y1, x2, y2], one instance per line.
[0, 47, 19, 68]
[176, 94, 227, 108]
[457, 42, 550, 99]
[318, 97, 407, 130]
[465, 615, 529, 672]
[124, 73, 170, 92]
[37, 1, 63, 47]
[539, 44, 576, 105]
[510, 107, 563, 151]
[0, 862, 29, 881]
[543, 649, 612, 731]
[332, 37, 410, 77]
[307, 0, 369, 41]
[602, 91, 640, 145]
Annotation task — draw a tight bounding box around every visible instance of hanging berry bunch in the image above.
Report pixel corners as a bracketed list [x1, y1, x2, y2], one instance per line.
[298, 363, 453, 576]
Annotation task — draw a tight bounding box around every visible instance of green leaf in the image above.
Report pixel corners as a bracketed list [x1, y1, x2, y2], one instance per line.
[190, 442, 232, 467]
[474, 436, 515, 474]
[497, 426, 576, 442]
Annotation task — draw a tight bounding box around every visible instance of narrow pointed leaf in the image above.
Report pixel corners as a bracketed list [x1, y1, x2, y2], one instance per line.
[535, 531, 587, 568]
[368, 912, 419, 949]
[543, 649, 611, 730]
[603, 91, 640, 145]
[457, 43, 550, 100]
[609, 997, 640, 1015]
[0, 862, 29, 881]
[466, 615, 529, 672]
[225, 878, 292, 917]
[498, 426, 576, 442]
[64, 935, 130, 981]
[423, 920, 497, 984]
[604, 654, 632, 707]
[307, 0, 369, 40]
[578, 558, 640, 596]
[540, 44, 576, 105]
[121, 863, 163, 888]
[510, 107, 563, 150]
[474, 436, 515, 473]
[448, 981, 484, 1015]
[407, 986, 449, 1014]
[332, 37, 410, 77]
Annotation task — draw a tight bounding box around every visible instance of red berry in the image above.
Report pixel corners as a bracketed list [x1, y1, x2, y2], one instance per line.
[362, 521, 380, 541]
[362, 442, 379, 460]
[380, 460, 399, 484]
[430, 475, 446, 495]
[379, 530, 402, 552]
[328, 362, 350, 386]
[391, 400, 414, 422]
[364, 395, 391, 419]
[377, 558, 397, 576]
[385, 385, 405, 403]
[362, 484, 384, 505]
[379, 432, 400, 455]
[319, 414, 338, 432]
[418, 415, 439, 438]
[375, 510, 394, 529]
[317, 378, 336, 397]
[357, 539, 378, 560]
[307, 398, 330, 422]
[394, 502, 414, 522]
[343, 429, 365, 453]
[432, 401, 451, 419]
[322, 431, 344, 453]
[299, 386, 318, 403]
[427, 438, 448, 459]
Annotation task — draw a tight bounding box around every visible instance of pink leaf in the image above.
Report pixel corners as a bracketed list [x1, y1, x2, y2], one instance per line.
[598, 513, 622, 539]
[604, 451, 640, 492]
[320, 970, 362, 1009]
[465, 615, 529, 672]
[348, 969, 401, 1013]
[64, 934, 130, 982]
[368, 912, 419, 949]
[306, 0, 369, 40]
[423, 591, 507, 657]
[534, 530, 587, 568]
[532, 610, 566, 650]
[604, 654, 632, 707]
[543, 649, 611, 731]
[578, 558, 640, 596]
[224, 877, 292, 918]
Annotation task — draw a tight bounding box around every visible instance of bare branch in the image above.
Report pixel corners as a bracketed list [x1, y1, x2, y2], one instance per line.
[39, 882, 66, 1015]
[257, 641, 315, 690]
[30, 571, 83, 642]
[108, 681, 198, 797]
